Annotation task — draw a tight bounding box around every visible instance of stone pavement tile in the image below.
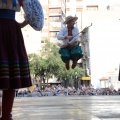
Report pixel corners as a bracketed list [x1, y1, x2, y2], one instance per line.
[12, 96, 101, 120]
[13, 104, 100, 120]
[102, 119, 120, 120]
[73, 96, 120, 119]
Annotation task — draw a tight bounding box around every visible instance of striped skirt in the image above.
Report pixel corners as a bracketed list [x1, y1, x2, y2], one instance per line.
[0, 9, 32, 89]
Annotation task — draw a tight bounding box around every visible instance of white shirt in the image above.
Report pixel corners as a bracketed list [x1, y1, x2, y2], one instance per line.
[57, 26, 81, 46]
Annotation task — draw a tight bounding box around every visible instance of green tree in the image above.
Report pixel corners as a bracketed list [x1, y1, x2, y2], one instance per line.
[28, 41, 85, 88]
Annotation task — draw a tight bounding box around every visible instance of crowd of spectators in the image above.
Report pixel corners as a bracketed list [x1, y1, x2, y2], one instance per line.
[15, 84, 120, 97]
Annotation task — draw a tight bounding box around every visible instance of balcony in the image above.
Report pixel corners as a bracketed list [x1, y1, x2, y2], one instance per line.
[49, 9, 62, 16]
[49, 27, 61, 32]
[49, 0, 62, 8]
[49, 20, 61, 22]
[49, 13, 62, 16]
[49, 4, 61, 8]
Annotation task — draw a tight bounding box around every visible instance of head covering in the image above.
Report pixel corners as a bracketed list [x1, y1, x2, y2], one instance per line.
[63, 15, 78, 24]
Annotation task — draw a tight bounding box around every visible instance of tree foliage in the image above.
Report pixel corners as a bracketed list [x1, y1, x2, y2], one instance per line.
[28, 41, 85, 87]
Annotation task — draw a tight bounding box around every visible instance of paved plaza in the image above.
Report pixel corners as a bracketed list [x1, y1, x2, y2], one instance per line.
[9, 96, 120, 120]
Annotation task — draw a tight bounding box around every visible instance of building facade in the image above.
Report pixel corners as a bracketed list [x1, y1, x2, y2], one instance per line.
[65, 0, 120, 87]
[40, 0, 66, 46]
[16, 0, 120, 88]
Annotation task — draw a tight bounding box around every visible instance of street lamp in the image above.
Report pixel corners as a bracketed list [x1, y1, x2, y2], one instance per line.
[41, 68, 48, 90]
[75, 72, 78, 89]
[35, 63, 41, 88]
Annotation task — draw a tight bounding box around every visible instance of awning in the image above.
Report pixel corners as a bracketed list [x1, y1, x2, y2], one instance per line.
[99, 77, 109, 81]
[82, 77, 91, 80]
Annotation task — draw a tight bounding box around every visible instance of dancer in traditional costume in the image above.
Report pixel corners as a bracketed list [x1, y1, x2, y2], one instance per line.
[0, 0, 44, 119]
[57, 15, 83, 70]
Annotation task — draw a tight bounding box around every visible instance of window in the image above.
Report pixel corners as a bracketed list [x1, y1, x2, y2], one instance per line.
[49, 0, 61, 6]
[49, 8, 61, 14]
[49, 16, 61, 22]
[76, 7, 82, 12]
[49, 22, 61, 28]
[76, 0, 82, 2]
[86, 6, 98, 11]
[66, 8, 70, 11]
[50, 32, 58, 37]
[41, 40, 45, 43]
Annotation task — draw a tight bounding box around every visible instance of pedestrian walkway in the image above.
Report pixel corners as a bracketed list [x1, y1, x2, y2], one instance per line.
[12, 96, 120, 120]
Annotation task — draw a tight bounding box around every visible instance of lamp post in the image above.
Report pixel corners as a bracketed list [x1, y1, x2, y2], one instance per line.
[64, 77, 66, 88]
[44, 71, 46, 88]
[35, 63, 40, 89]
[41, 68, 46, 90]
[75, 72, 78, 89]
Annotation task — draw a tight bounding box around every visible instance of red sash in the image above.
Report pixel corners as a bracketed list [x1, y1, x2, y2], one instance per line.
[18, 0, 23, 7]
